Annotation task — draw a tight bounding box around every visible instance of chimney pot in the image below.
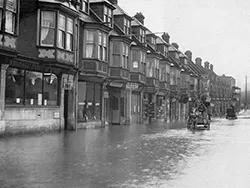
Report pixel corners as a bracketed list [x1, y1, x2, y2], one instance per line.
[195, 57, 202, 66]
[171, 42, 179, 49]
[134, 12, 145, 25]
[210, 64, 213, 71]
[162, 32, 170, 43]
[204, 61, 210, 69]
[185, 50, 192, 61]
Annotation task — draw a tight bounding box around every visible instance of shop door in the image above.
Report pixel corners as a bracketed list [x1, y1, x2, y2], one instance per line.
[64, 90, 68, 130]
[110, 92, 120, 125]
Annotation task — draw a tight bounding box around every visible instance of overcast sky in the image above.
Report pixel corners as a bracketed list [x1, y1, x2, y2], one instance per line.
[118, 0, 250, 88]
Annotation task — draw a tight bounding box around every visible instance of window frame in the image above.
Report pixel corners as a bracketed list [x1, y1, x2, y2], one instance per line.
[39, 10, 74, 51]
[0, 0, 18, 35]
[80, 0, 89, 14]
[84, 30, 108, 62]
[103, 5, 112, 27]
[123, 17, 130, 35]
[5, 68, 60, 107]
[122, 43, 129, 69]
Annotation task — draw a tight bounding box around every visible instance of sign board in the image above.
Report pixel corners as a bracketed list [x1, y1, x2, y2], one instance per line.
[103, 91, 109, 98]
[126, 82, 139, 90]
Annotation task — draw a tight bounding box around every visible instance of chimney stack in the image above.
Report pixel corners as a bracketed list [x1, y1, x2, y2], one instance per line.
[185, 50, 192, 61]
[172, 42, 179, 49]
[204, 61, 210, 69]
[195, 57, 202, 66]
[108, 0, 118, 4]
[210, 64, 213, 71]
[134, 12, 145, 25]
[162, 32, 170, 43]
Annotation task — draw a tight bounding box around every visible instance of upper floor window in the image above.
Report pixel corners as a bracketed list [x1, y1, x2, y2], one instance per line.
[122, 43, 129, 69]
[86, 30, 95, 58]
[40, 10, 74, 51]
[124, 18, 130, 35]
[98, 31, 107, 61]
[151, 37, 156, 45]
[104, 6, 112, 27]
[163, 46, 168, 57]
[80, 0, 89, 14]
[0, 0, 17, 34]
[85, 30, 108, 61]
[139, 28, 145, 43]
[146, 61, 154, 77]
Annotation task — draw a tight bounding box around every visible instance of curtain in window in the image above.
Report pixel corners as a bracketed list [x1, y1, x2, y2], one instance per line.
[41, 11, 55, 46]
[5, 10, 15, 33]
[0, 0, 3, 7]
[0, 9, 2, 30]
[57, 14, 65, 48]
[102, 33, 107, 60]
[66, 17, 73, 50]
[86, 31, 95, 58]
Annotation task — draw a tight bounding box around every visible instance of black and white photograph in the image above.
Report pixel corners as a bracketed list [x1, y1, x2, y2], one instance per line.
[0, 0, 249, 187]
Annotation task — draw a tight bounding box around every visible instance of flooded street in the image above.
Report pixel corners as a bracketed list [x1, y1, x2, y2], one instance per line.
[1, 117, 250, 188]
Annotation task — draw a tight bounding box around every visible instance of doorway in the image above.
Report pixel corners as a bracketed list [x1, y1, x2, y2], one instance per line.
[64, 90, 69, 130]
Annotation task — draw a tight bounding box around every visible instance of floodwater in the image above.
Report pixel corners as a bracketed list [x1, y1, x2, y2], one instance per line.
[1, 116, 250, 188]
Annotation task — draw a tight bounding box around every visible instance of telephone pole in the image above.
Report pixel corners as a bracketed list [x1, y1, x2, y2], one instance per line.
[245, 75, 248, 110]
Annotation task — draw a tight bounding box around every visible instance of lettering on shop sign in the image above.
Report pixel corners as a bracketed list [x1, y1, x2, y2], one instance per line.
[120, 98, 124, 117]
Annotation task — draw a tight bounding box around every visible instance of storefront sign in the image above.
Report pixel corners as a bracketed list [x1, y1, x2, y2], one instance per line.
[109, 82, 123, 88]
[103, 91, 109, 98]
[126, 82, 139, 90]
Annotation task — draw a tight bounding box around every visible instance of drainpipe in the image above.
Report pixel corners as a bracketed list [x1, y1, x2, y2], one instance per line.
[74, 18, 80, 131]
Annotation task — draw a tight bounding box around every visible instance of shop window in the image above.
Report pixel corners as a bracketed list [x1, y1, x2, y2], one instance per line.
[5, 68, 58, 106]
[5, 68, 24, 105]
[77, 82, 101, 122]
[0, 0, 17, 34]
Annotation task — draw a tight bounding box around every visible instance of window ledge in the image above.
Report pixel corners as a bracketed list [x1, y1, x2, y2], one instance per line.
[5, 105, 59, 109]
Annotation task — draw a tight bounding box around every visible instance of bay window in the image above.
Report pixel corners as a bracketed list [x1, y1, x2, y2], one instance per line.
[98, 31, 107, 61]
[0, 0, 17, 34]
[40, 11, 55, 46]
[86, 30, 95, 58]
[140, 51, 146, 73]
[122, 43, 129, 69]
[5, 67, 58, 106]
[147, 61, 153, 77]
[85, 30, 108, 61]
[40, 10, 74, 51]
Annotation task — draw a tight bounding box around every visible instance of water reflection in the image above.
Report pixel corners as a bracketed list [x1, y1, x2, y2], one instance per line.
[1, 118, 250, 187]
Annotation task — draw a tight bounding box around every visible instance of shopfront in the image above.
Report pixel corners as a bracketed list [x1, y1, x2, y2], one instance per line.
[77, 81, 103, 128]
[2, 58, 74, 134]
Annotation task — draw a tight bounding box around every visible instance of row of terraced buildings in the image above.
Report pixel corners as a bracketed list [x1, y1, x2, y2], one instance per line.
[0, 0, 241, 134]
